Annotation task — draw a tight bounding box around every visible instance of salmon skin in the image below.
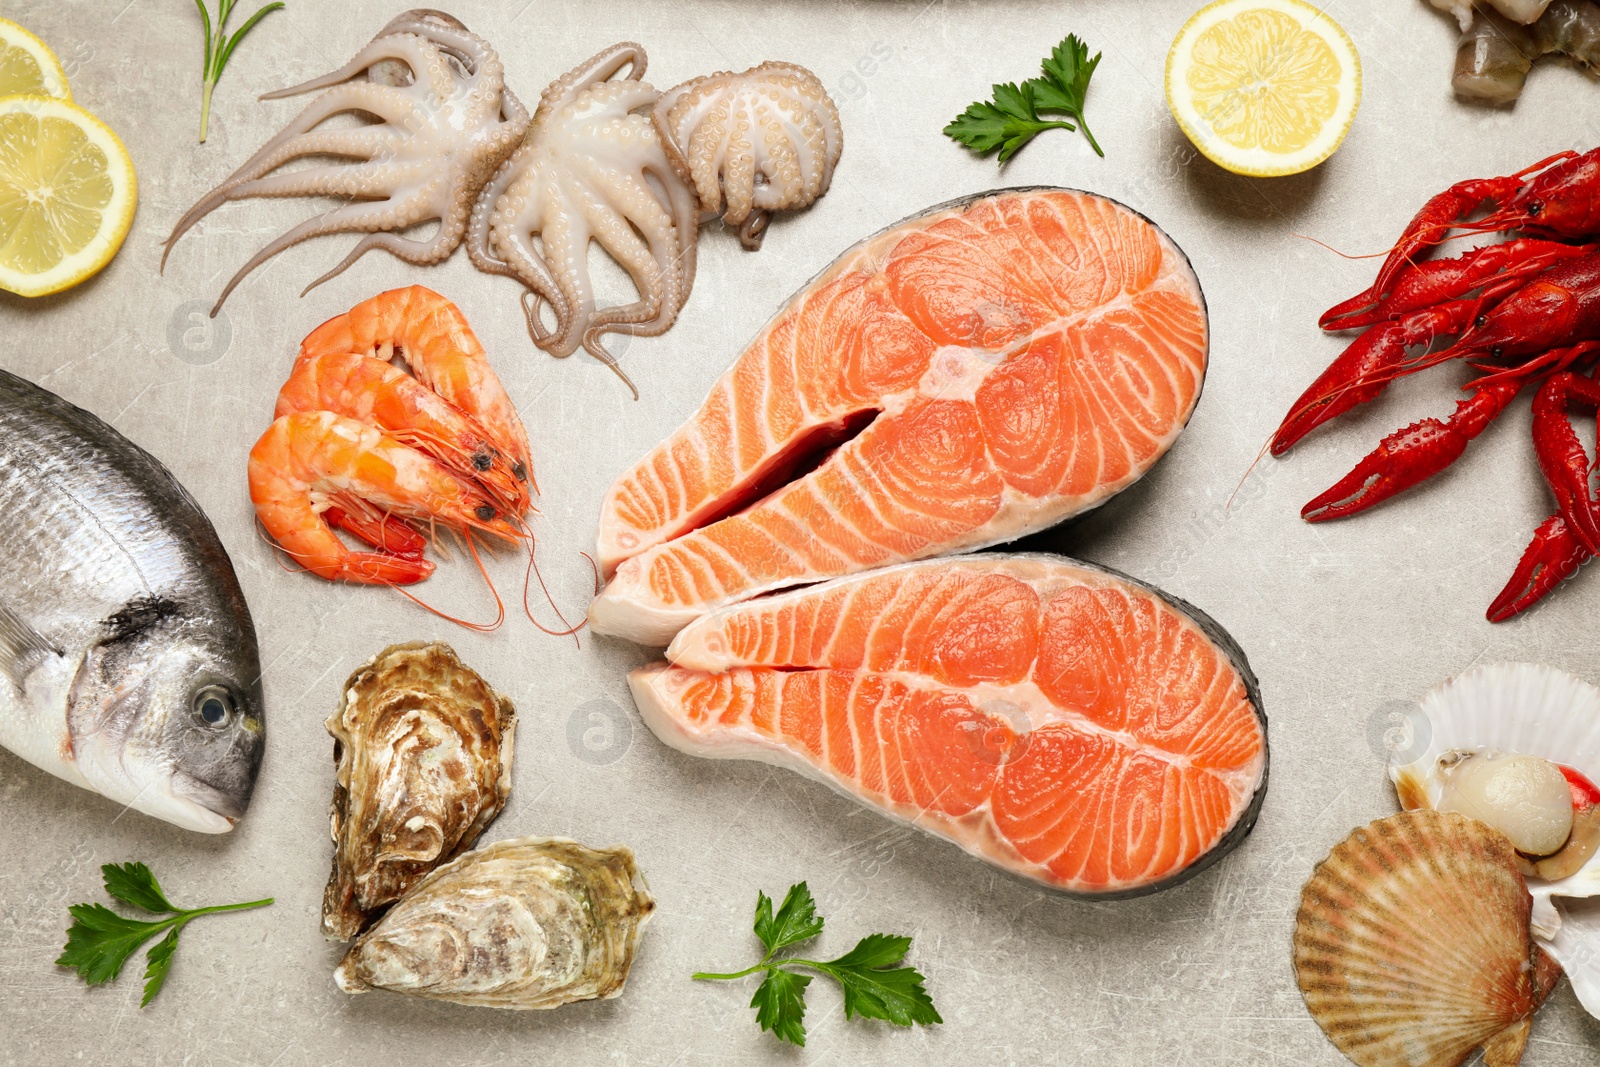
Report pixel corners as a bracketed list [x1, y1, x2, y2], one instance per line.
[630, 554, 1267, 897]
[591, 188, 1209, 645]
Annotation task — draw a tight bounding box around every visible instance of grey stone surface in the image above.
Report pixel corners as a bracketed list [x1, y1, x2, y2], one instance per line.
[2, 0, 1598, 1063]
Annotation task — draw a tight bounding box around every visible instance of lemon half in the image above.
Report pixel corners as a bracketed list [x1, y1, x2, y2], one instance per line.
[0, 17, 70, 101]
[1166, 0, 1361, 177]
[0, 96, 136, 298]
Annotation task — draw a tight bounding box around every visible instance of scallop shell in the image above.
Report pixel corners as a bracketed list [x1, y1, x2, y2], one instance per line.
[1294, 810, 1541, 1067]
[334, 836, 655, 1009]
[322, 642, 516, 941]
[1388, 662, 1600, 1017]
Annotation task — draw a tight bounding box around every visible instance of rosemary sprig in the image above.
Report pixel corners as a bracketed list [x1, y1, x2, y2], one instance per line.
[192, 0, 286, 142]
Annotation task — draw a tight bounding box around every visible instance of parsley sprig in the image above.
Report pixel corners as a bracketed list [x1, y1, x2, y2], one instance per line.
[693, 882, 940, 1046]
[945, 34, 1104, 162]
[56, 862, 273, 1006]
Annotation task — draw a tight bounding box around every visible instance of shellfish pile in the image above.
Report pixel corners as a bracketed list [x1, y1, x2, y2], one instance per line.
[321, 643, 652, 1009]
[1295, 662, 1600, 1064]
[248, 287, 535, 597]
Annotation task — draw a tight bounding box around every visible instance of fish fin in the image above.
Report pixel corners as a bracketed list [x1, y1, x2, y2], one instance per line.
[0, 599, 62, 687]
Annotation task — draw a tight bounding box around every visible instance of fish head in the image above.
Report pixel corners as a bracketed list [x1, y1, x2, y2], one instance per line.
[67, 596, 265, 834]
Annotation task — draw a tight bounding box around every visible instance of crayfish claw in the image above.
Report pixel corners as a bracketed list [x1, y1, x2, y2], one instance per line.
[1302, 418, 1468, 522]
[1532, 371, 1600, 555]
[1488, 512, 1592, 622]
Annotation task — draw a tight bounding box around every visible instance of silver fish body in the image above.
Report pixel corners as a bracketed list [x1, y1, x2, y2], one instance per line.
[0, 369, 265, 832]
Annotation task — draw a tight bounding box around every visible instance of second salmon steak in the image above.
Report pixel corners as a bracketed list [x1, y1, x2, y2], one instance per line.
[631, 555, 1267, 895]
[590, 188, 1209, 645]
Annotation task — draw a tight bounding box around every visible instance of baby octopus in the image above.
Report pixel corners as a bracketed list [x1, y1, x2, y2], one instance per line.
[653, 61, 843, 251]
[163, 10, 529, 313]
[466, 43, 700, 398]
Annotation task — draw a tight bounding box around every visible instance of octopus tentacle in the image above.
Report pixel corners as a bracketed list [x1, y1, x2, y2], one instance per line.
[162, 84, 417, 271]
[535, 186, 596, 357]
[222, 159, 406, 201]
[260, 36, 442, 100]
[211, 199, 427, 315]
[533, 41, 646, 123]
[300, 224, 464, 298]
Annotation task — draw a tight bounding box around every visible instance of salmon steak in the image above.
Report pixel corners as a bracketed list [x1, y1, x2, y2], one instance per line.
[630, 554, 1267, 896]
[590, 188, 1209, 645]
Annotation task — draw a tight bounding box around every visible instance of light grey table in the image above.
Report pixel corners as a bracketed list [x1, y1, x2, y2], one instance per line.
[3, 1, 1597, 1063]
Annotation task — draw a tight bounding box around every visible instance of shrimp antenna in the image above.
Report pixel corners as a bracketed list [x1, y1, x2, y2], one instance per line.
[513, 514, 590, 646]
[388, 532, 506, 632]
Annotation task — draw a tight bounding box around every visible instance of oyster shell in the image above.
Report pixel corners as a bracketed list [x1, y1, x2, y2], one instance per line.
[322, 642, 516, 941]
[334, 836, 654, 1008]
[1389, 662, 1600, 1018]
[1294, 810, 1546, 1067]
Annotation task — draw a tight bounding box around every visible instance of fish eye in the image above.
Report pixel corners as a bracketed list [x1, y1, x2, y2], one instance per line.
[193, 686, 235, 728]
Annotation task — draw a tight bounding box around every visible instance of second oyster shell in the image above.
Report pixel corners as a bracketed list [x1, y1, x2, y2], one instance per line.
[322, 642, 516, 941]
[1294, 810, 1545, 1067]
[334, 836, 655, 1008]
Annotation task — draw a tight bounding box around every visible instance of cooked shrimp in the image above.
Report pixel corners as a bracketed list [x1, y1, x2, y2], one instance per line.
[298, 286, 536, 496]
[249, 411, 521, 585]
[276, 352, 530, 516]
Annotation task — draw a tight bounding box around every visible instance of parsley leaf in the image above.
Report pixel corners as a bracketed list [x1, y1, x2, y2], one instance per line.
[102, 862, 177, 914]
[141, 929, 181, 1007]
[56, 862, 273, 1006]
[1033, 34, 1104, 157]
[944, 81, 1075, 163]
[945, 33, 1105, 162]
[695, 883, 940, 1046]
[751, 968, 811, 1046]
[57, 904, 171, 986]
[754, 882, 824, 955]
[817, 934, 941, 1026]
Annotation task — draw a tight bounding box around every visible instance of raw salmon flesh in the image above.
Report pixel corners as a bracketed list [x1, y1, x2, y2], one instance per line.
[631, 555, 1267, 895]
[591, 188, 1209, 645]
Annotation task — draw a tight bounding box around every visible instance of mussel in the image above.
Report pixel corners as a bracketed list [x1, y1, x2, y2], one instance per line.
[322, 642, 516, 941]
[334, 837, 655, 1008]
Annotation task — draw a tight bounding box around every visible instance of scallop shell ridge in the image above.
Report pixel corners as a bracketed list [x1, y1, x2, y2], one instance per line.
[1294, 810, 1539, 1067]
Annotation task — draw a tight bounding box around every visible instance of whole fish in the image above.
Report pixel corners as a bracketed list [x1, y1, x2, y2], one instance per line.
[0, 369, 265, 832]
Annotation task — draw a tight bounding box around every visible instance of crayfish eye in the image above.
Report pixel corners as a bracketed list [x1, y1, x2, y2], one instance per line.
[1527, 200, 1544, 217]
[1474, 315, 1488, 329]
[1491, 346, 1505, 359]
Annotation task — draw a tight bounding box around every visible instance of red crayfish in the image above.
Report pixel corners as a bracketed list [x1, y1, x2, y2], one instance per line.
[1273, 146, 1600, 621]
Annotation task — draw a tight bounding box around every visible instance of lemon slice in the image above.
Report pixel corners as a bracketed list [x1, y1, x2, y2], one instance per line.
[1166, 0, 1360, 177]
[0, 96, 136, 298]
[0, 18, 70, 101]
